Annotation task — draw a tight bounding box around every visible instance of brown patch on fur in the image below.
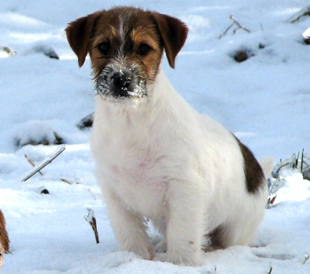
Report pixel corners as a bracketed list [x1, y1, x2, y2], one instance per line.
[204, 226, 226, 251]
[152, 12, 188, 68]
[66, 12, 101, 67]
[236, 138, 265, 194]
[66, 6, 188, 76]
[0, 210, 9, 252]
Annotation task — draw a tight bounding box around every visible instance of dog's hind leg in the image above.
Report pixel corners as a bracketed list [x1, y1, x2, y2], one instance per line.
[212, 190, 268, 248]
[153, 218, 168, 253]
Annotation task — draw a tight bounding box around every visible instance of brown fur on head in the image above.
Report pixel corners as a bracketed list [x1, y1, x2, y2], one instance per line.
[66, 7, 188, 100]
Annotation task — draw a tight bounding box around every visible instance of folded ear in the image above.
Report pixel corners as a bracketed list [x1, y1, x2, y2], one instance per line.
[65, 12, 100, 67]
[152, 12, 188, 68]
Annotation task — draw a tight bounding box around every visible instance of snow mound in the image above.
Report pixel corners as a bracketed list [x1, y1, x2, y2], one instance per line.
[13, 120, 63, 148]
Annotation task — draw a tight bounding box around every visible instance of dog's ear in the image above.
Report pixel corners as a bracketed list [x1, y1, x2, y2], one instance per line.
[66, 12, 99, 67]
[152, 12, 188, 68]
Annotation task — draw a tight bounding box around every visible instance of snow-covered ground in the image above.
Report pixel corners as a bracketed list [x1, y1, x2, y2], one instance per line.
[0, 0, 310, 273]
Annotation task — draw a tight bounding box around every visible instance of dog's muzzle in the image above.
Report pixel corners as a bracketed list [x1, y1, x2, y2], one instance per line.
[110, 72, 133, 98]
[95, 67, 147, 100]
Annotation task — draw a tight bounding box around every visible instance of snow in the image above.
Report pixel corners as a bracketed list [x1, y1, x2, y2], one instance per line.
[0, 0, 310, 273]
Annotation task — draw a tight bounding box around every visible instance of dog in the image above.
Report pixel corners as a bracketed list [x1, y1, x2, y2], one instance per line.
[0, 210, 9, 253]
[66, 7, 274, 266]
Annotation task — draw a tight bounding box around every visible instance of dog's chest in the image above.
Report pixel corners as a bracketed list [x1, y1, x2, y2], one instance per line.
[92, 116, 169, 217]
[109, 149, 168, 216]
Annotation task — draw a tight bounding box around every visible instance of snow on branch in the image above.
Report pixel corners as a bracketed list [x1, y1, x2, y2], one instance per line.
[21, 146, 66, 182]
[219, 15, 251, 39]
[288, 6, 310, 23]
[84, 208, 100, 244]
[303, 253, 309, 264]
[24, 154, 43, 176]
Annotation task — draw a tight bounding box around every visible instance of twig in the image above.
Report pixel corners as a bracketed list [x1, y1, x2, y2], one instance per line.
[24, 154, 43, 175]
[290, 6, 310, 23]
[293, 152, 299, 169]
[219, 15, 251, 39]
[303, 253, 309, 264]
[219, 21, 235, 39]
[231, 15, 251, 34]
[267, 195, 277, 208]
[22, 146, 66, 182]
[276, 162, 291, 174]
[60, 178, 81, 185]
[301, 149, 304, 173]
[84, 208, 100, 244]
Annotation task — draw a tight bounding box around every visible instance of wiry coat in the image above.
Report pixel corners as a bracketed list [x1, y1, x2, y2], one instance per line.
[66, 7, 273, 266]
[91, 69, 269, 265]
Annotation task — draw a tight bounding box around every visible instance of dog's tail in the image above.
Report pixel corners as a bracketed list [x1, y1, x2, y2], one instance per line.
[0, 210, 9, 253]
[259, 156, 275, 179]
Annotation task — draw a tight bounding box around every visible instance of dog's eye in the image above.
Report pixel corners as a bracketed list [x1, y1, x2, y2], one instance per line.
[98, 42, 110, 55]
[137, 44, 151, 56]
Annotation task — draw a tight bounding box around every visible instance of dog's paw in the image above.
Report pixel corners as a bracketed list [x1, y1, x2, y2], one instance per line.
[154, 239, 167, 253]
[124, 242, 155, 260]
[166, 250, 204, 266]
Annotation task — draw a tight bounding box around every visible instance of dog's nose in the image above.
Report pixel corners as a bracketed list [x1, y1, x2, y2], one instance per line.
[110, 72, 132, 97]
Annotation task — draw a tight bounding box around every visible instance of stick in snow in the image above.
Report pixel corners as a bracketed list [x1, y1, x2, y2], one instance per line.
[24, 154, 43, 175]
[60, 178, 81, 185]
[21, 146, 66, 182]
[289, 6, 310, 24]
[219, 15, 251, 39]
[84, 208, 100, 244]
[303, 253, 309, 264]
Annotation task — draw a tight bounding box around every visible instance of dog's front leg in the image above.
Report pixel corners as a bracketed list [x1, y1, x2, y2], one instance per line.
[165, 179, 205, 266]
[103, 187, 154, 260]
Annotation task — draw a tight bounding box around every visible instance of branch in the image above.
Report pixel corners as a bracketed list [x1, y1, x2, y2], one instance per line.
[219, 15, 251, 39]
[84, 208, 100, 244]
[21, 146, 66, 182]
[218, 21, 235, 39]
[24, 154, 43, 175]
[267, 194, 277, 208]
[290, 6, 310, 23]
[303, 253, 309, 264]
[230, 15, 251, 34]
[60, 178, 81, 185]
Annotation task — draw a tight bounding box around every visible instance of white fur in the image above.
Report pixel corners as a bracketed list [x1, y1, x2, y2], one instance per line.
[91, 68, 269, 266]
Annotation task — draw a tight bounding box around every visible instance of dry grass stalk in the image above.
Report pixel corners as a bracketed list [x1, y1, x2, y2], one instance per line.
[290, 6, 310, 23]
[219, 15, 251, 39]
[303, 253, 309, 264]
[267, 195, 277, 208]
[24, 154, 43, 175]
[85, 208, 100, 244]
[60, 178, 81, 185]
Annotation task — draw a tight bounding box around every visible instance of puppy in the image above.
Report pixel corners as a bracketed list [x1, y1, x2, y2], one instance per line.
[66, 7, 273, 266]
[0, 210, 9, 253]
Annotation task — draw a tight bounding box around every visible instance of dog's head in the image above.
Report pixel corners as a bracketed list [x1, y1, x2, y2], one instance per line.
[66, 7, 188, 101]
